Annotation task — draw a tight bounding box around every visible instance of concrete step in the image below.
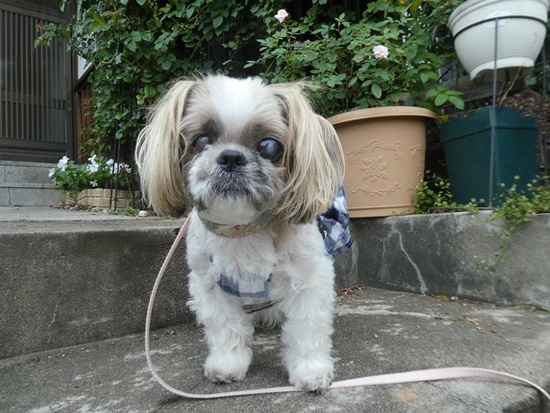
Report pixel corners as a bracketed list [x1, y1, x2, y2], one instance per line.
[0, 207, 548, 361]
[1, 288, 548, 412]
[0, 161, 56, 184]
[0, 161, 65, 206]
[0, 207, 187, 359]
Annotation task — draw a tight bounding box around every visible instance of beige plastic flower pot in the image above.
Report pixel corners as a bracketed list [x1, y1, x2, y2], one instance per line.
[448, 0, 549, 83]
[328, 107, 436, 218]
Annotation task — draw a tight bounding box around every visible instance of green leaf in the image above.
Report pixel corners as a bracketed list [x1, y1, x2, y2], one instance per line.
[136, 0, 147, 6]
[127, 40, 137, 52]
[424, 88, 438, 99]
[409, 0, 423, 13]
[144, 85, 157, 98]
[352, 53, 365, 63]
[371, 84, 382, 99]
[91, 13, 107, 26]
[448, 95, 465, 110]
[434, 94, 449, 107]
[213, 16, 223, 29]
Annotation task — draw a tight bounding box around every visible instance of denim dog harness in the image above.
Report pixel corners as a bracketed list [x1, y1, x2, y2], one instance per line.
[318, 187, 353, 256]
[209, 187, 352, 298]
[210, 258, 273, 299]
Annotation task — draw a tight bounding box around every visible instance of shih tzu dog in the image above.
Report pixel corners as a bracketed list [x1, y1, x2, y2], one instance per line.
[136, 75, 351, 394]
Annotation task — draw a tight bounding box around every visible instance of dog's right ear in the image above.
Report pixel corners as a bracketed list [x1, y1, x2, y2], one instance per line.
[136, 80, 197, 216]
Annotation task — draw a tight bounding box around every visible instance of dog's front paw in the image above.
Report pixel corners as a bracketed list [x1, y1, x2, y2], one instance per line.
[289, 359, 334, 394]
[204, 348, 252, 384]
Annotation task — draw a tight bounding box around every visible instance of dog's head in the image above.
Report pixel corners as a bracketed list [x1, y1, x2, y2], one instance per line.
[136, 75, 344, 225]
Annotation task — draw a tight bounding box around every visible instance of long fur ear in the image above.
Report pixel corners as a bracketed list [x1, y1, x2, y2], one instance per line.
[269, 83, 345, 224]
[135, 80, 197, 216]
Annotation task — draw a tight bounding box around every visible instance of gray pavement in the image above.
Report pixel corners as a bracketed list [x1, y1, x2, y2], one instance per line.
[1, 287, 549, 413]
[1, 206, 549, 412]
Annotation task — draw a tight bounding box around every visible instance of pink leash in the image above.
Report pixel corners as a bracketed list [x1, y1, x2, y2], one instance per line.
[145, 214, 550, 401]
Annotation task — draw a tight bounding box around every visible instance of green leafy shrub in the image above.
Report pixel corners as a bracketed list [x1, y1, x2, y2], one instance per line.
[49, 153, 135, 193]
[37, 0, 467, 152]
[36, 0, 282, 152]
[246, 0, 465, 117]
[412, 171, 457, 214]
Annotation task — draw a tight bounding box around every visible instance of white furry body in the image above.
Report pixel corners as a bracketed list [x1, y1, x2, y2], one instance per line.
[186, 212, 336, 391]
[136, 75, 344, 393]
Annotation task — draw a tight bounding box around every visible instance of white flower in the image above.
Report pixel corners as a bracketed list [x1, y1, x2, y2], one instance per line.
[48, 168, 55, 178]
[373, 45, 389, 60]
[274, 9, 288, 24]
[90, 180, 98, 188]
[57, 156, 69, 171]
[87, 163, 99, 173]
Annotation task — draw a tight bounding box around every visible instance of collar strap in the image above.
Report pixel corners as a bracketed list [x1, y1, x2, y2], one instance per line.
[197, 209, 277, 238]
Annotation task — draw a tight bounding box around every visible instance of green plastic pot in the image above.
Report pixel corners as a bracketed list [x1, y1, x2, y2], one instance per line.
[440, 107, 540, 205]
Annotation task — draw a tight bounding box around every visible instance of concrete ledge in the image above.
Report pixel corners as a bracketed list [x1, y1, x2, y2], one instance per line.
[335, 212, 550, 309]
[0, 209, 548, 359]
[0, 217, 189, 359]
[0, 184, 65, 206]
[0, 161, 57, 184]
[0, 161, 65, 206]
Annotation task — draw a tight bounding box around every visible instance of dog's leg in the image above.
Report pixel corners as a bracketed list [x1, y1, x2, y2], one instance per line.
[278, 263, 335, 394]
[188, 271, 254, 384]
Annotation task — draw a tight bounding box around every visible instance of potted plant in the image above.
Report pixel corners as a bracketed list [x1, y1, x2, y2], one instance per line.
[440, 106, 541, 206]
[248, 1, 465, 217]
[49, 153, 138, 209]
[440, 0, 549, 206]
[448, 0, 549, 84]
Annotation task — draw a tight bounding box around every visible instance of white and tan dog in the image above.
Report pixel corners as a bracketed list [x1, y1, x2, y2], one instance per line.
[136, 75, 346, 394]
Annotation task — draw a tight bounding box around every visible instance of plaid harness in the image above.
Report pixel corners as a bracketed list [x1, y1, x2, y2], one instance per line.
[210, 187, 353, 298]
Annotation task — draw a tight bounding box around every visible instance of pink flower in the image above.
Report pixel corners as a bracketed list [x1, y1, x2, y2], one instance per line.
[274, 9, 289, 24]
[373, 45, 389, 60]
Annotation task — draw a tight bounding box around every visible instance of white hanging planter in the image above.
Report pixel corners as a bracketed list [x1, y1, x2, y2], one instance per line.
[448, 0, 549, 83]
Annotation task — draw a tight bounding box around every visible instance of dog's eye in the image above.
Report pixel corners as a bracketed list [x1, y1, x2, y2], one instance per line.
[258, 138, 283, 162]
[192, 135, 210, 152]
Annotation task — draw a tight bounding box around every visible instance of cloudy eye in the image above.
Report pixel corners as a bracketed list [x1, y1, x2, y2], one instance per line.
[258, 138, 283, 162]
[192, 135, 210, 152]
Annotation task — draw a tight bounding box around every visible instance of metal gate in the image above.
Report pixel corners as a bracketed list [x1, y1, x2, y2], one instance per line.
[0, 0, 73, 162]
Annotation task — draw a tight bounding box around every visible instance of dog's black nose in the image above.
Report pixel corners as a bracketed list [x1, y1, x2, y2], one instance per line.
[216, 150, 247, 172]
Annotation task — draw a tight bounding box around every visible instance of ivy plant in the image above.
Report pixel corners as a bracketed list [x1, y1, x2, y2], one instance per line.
[37, 0, 282, 154]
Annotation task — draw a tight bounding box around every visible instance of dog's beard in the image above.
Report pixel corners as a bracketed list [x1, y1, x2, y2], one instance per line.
[187, 146, 284, 225]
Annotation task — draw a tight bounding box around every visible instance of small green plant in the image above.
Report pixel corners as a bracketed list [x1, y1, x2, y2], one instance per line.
[493, 176, 550, 231]
[49, 153, 135, 193]
[476, 176, 550, 271]
[412, 171, 456, 214]
[412, 171, 480, 214]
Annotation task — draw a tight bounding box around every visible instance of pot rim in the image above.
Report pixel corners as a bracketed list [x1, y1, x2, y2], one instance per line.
[448, 0, 550, 32]
[327, 106, 436, 126]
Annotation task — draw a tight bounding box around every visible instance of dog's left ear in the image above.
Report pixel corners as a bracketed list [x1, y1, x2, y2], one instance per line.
[136, 80, 198, 216]
[269, 83, 345, 224]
